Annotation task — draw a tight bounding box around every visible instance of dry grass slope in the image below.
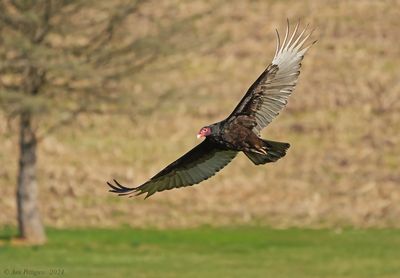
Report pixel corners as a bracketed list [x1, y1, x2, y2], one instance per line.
[0, 0, 399, 228]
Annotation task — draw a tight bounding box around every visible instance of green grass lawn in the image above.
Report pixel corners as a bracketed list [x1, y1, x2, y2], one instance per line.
[0, 227, 399, 278]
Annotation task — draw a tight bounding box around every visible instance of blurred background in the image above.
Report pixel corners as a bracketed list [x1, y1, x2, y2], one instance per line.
[0, 0, 399, 277]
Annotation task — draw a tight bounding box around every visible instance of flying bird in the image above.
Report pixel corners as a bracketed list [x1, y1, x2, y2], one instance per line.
[107, 21, 316, 198]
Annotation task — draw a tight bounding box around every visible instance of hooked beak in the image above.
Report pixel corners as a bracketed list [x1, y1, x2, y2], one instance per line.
[197, 134, 203, 139]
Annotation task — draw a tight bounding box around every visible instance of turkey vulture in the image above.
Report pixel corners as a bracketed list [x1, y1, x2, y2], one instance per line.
[107, 21, 316, 198]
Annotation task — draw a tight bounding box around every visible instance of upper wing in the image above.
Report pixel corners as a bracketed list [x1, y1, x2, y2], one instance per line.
[107, 139, 237, 198]
[228, 21, 316, 134]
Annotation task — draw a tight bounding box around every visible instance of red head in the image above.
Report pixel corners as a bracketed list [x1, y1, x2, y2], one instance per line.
[197, 126, 211, 139]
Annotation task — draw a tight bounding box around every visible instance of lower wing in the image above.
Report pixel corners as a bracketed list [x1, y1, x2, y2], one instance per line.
[107, 139, 237, 198]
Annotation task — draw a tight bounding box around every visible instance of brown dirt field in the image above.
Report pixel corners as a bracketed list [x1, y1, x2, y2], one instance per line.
[1, 0, 399, 228]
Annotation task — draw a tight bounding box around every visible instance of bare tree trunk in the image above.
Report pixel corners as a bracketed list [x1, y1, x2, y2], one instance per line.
[16, 112, 46, 244]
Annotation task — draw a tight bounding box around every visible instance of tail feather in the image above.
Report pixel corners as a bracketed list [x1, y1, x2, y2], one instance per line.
[245, 139, 290, 165]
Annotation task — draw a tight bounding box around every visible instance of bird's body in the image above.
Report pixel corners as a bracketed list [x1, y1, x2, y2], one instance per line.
[221, 116, 270, 153]
[107, 21, 316, 198]
[205, 116, 283, 156]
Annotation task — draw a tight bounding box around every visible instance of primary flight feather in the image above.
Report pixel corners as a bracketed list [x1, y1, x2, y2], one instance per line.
[107, 21, 316, 198]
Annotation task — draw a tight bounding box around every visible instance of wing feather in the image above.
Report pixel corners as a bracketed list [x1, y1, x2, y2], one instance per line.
[228, 21, 316, 134]
[107, 139, 237, 198]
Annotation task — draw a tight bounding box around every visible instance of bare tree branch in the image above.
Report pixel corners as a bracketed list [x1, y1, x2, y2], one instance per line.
[33, 0, 52, 43]
[37, 104, 87, 141]
[87, 0, 145, 50]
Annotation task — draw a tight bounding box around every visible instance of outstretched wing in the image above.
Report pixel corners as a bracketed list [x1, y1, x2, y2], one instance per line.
[107, 139, 237, 198]
[228, 21, 316, 134]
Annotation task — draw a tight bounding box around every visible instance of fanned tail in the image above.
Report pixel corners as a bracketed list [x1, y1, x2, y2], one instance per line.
[245, 139, 290, 165]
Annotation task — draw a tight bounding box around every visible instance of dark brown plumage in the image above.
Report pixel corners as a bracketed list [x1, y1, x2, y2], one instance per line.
[107, 21, 316, 198]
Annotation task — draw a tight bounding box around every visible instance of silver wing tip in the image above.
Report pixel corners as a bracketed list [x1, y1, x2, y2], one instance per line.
[273, 20, 316, 62]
